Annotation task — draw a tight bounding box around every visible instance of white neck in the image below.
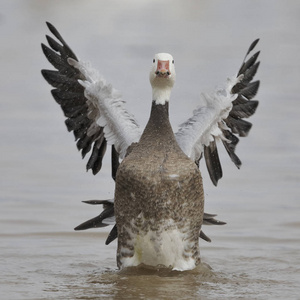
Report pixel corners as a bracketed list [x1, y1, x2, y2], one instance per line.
[152, 86, 172, 105]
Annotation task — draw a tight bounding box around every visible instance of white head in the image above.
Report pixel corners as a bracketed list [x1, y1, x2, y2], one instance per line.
[149, 53, 176, 105]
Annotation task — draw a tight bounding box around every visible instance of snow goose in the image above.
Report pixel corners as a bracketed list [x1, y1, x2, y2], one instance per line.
[41, 22, 260, 270]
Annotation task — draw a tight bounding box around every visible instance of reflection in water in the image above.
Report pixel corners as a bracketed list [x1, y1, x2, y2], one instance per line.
[62, 260, 288, 300]
[71, 264, 216, 299]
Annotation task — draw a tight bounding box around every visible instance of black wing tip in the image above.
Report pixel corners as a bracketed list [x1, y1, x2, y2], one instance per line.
[237, 39, 261, 79]
[41, 69, 58, 86]
[45, 21, 58, 36]
[41, 69, 50, 85]
[41, 43, 55, 63]
[86, 139, 107, 176]
[250, 38, 260, 50]
[42, 22, 110, 178]
[41, 69, 47, 76]
[41, 42, 48, 52]
[45, 22, 61, 41]
[246, 38, 260, 58]
[204, 142, 223, 187]
[223, 39, 260, 171]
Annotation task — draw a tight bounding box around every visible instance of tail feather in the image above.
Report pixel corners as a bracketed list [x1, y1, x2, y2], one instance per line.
[75, 201, 226, 243]
[74, 200, 114, 231]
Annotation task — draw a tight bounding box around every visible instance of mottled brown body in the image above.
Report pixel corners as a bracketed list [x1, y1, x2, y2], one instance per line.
[115, 102, 204, 269]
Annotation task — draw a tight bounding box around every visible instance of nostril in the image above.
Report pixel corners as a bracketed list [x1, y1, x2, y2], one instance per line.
[167, 71, 170, 75]
[155, 71, 159, 75]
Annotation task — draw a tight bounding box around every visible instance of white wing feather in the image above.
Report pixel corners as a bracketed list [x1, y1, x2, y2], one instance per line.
[68, 58, 142, 159]
[175, 75, 242, 161]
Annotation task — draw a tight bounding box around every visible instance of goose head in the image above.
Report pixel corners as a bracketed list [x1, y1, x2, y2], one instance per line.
[149, 53, 176, 105]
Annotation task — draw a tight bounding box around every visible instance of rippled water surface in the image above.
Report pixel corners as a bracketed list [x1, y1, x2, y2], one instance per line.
[1, 1, 300, 299]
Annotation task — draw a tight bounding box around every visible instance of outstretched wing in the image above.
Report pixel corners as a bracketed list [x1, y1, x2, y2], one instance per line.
[175, 39, 260, 185]
[41, 22, 141, 175]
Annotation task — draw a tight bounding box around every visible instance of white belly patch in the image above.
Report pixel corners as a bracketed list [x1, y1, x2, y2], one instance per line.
[119, 215, 198, 271]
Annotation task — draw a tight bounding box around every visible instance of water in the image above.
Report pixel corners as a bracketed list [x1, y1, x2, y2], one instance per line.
[1, 1, 300, 299]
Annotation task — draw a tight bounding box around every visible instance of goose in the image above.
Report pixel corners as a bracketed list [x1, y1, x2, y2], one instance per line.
[41, 22, 260, 271]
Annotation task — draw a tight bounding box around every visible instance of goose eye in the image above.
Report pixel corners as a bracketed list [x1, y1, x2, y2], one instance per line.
[153, 59, 155, 63]
[172, 60, 174, 64]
